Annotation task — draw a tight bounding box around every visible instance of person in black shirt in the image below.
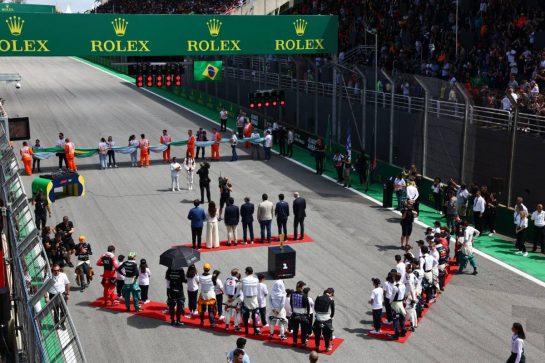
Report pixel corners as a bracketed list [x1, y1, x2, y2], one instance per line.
[196, 128, 208, 159]
[50, 237, 67, 268]
[290, 281, 310, 347]
[313, 288, 335, 352]
[118, 252, 140, 312]
[313, 139, 325, 175]
[354, 154, 369, 185]
[166, 267, 186, 326]
[218, 177, 232, 221]
[33, 192, 51, 231]
[75, 236, 93, 291]
[56, 216, 76, 267]
[196, 162, 211, 204]
[277, 127, 287, 156]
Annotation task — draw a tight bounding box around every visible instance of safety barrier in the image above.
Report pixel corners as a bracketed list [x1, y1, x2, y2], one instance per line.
[0, 124, 85, 362]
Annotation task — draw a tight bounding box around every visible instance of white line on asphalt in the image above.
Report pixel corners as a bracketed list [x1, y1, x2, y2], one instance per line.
[74, 57, 545, 289]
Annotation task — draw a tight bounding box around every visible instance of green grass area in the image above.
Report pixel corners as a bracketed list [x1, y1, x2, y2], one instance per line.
[82, 57, 545, 284]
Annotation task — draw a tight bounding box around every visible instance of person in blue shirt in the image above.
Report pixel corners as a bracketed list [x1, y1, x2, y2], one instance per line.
[227, 338, 251, 363]
[187, 200, 206, 250]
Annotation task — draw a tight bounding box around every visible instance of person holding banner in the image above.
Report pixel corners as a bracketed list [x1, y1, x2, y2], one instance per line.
[20, 141, 33, 176]
[211, 128, 221, 161]
[139, 134, 150, 167]
[187, 130, 196, 159]
[64, 138, 77, 172]
[243, 119, 253, 149]
[160, 129, 172, 163]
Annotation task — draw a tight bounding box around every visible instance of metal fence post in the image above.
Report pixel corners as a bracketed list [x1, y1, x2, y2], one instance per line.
[331, 54, 338, 142]
[414, 76, 430, 175]
[456, 82, 470, 182]
[381, 69, 395, 164]
[354, 66, 367, 151]
[506, 93, 519, 208]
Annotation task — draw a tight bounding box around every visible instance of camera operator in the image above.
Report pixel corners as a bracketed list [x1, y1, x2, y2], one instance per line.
[218, 176, 232, 221]
[197, 162, 211, 204]
[56, 216, 76, 267]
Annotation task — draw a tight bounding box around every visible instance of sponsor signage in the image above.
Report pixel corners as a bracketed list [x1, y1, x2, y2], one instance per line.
[0, 14, 337, 56]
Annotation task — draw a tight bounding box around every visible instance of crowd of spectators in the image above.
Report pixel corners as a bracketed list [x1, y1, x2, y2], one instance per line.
[95, 0, 545, 114]
[288, 0, 545, 113]
[95, 0, 241, 15]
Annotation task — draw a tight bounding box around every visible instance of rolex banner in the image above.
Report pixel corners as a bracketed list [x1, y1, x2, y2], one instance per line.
[0, 14, 337, 56]
[194, 61, 222, 82]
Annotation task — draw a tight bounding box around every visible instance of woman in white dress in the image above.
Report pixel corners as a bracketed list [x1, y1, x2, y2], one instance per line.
[183, 155, 196, 190]
[205, 201, 220, 248]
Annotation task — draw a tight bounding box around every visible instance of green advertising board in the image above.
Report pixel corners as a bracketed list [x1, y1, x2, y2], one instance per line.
[0, 3, 56, 14]
[0, 14, 337, 56]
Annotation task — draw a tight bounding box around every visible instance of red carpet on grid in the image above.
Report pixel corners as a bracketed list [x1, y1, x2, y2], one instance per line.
[173, 234, 314, 252]
[90, 298, 343, 355]
[367, 262, 459, 343]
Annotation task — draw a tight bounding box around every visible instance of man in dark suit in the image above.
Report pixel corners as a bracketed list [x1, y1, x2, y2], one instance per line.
[224, 197, 240, 246]
[293, 192, 306, 240]
[275, 193, 289, 238]
[240, 196, 255, 244]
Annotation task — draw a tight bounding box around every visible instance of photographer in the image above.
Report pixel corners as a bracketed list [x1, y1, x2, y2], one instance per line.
[218, 176, 232, 221]
[196, 162, 211, 204]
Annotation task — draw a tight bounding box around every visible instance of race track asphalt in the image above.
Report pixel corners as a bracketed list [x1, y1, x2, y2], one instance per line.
[1, 57, 544, 363]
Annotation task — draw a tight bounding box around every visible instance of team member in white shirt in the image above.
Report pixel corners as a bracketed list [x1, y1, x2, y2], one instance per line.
[403, 264, 418, 331]
[420, 246, 437, 304]
[257, 274, 269, 327]
[458, 221, 480, 274]
[268, 279, 288, 339]
[224, 268, 242, 331]
[182, 155, 196, 190]
[263, 130, 273, 161]
[406, 181, 419, 215]
[212, 270, 224, 320]
[219, 108, 228, 131]
[507, 323, 526, 363]
[514, 207, 528, 257]
[198, 263, 217, 327]
[472, 190, 486, 232]
[383, 271, 395, 325]
[369, 278, 383, 334]
[241, 266, 260, 335]
[389, 273, 407, 339]
[394, 174, 406, 210]
[531, 203, 545, 253]
[56, 132, 67, 169]
[395, 255, 406, 282]
[48, 264, 70, 328]
[169, 157, 182, 192]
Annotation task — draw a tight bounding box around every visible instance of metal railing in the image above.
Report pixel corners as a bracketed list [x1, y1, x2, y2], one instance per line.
[224, 62, 545, 132]
[0, 124, 85, 362]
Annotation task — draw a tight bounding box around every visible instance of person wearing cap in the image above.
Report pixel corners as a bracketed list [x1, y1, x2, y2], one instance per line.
[198, 263, 217, 327]
[390, 272, 407, 340]
[369, 279, 383, 334]
[117, 252, 141, 312]
[241, 266, 260, 335]
[74, 235, 93, 292]
[97, 245, 119, 306]
[313, 287, 335, 352]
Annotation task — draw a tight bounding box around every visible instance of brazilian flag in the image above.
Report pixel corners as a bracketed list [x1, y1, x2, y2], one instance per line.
[194, 60, 222, 82]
